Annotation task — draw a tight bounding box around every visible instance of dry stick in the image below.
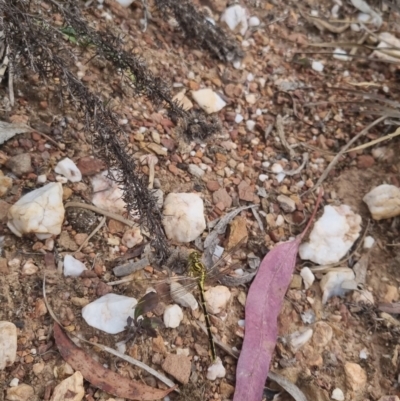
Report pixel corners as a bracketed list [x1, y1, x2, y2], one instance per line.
[65, 201, 136, 228]
[7, 48, 14, 107]
[276, 115, 296, 159]
[75, 216, 106, 253]
[302, 115, 387, 197]
[32, 129, 66, 150]
[345, 126, 400, 153]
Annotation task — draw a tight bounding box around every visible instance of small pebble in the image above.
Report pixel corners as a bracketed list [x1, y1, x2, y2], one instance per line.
[248, 16, 260, 27]
[9, 378, 19, 387]
[363, 236, 375, 249]
[332, 388, 345, 401]
[246, 120, 256, 131]
[333, 48, 350, 61]
[271, 163, 283, 173]
[36, 174, 47, 184]
[163, 304, 183, 328]
[235, 114, 243, 123]
[207, 358, 226, 381]
[312, 61, 324, 72]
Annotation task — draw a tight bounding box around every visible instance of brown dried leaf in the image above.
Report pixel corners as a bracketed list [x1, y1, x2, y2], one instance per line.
[53, 323, 174, 400]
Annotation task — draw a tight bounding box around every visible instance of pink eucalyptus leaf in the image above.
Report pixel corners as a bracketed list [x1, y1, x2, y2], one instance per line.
[233, 190, 323, 401]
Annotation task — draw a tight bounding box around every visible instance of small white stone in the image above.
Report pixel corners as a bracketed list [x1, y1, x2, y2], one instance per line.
[271, 163, 283, 173]
[233, 60, 242, 69]
[204, 286, 231, 314]
[276, 172, 286, 183]
[51, 371, 84, 401]
[359, 348, 368, 359]
[363, 184, 400, 220]
[172, 89, 193, 111]
[0, 322, 17, 370]
[357, 12, 371, 23]
[262, 161, 270, 169]
[248, 16, 260, 27]
[331, 4, 340, 18]
[299, 205, 362, 265]
[188, 164, 205, 178]
[247, 73, 254, 81]
[82, 293, 137, 334]
[7, 182, 65, 240]
[206, 357, 226, 381]
[275, 215, 284, 226]
[91, 170, 127, 215]
[351, 23, 360, 32]
[250, 138, 260, 146]
[235, 114, 244, 123]
[259, 174, 268, 182]
[312, 61, 324, 72]
[163, 304, 183, 328]
[116, 341, 126, 354]
[300, 267, 315, 290]
[331, 388, 345, 401]
[36, 174, 47, 184]
[363, 236, 375, 249]
[238, 319, 245, 327]
[8, 258, 21, 269]
[115, 0, 135, 6]
[9, 378, 19, 387]
[54, 158, 82, 183]
[162, 193, 206, 243]
[121, 227, 143, 248]
[333, 48, 350, 61]
[320, 268, 355, 304]
[191, 89, 226, 114]
[63, 255, 87, 277]
[245, 94, 257, 104]
[289, 328, 313, 351]
[21, 261, 39, 276]
[246, 120, 256, 131]
[311, 9, 319, 16]
[176, 348, 190, 357]
[221, 5, 248, 36]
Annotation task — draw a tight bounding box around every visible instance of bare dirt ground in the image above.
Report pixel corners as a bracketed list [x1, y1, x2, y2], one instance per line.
[1, 0, 400, 400]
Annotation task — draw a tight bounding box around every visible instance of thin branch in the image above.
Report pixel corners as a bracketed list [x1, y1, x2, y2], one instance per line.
[302, 116, 387, 197]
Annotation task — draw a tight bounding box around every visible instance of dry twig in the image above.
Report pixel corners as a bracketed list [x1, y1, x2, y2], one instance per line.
[302, 115, 387, 197]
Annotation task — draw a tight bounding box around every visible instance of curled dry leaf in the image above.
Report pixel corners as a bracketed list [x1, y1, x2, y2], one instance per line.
[53, 323, 174, 400]
[233, 190, 323, 401]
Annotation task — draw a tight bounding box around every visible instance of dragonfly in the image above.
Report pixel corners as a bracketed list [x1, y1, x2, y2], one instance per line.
[131, 237, 251, 361]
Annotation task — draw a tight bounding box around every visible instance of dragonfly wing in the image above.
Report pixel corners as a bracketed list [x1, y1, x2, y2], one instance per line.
[202, 236, 248, 276]
[170, 281, 198, 310]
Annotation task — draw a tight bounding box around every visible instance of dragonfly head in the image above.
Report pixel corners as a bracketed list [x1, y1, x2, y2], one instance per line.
[188, 251, 201, 263]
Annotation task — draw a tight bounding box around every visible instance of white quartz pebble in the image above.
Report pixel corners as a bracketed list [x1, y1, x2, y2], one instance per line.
[63, 255, 87, 277]
[54, 158, 82, 182]
[82, 294, 137, 334]
[163, 304, 183, 329]
[7, 182, 65, 240]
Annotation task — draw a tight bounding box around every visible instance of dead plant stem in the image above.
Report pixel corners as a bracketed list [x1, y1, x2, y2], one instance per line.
[302, 115, 387, 197]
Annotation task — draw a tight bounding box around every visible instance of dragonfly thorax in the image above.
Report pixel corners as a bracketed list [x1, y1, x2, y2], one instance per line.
[188, 251, 206, 278]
